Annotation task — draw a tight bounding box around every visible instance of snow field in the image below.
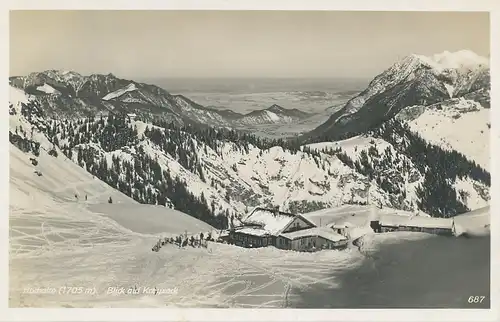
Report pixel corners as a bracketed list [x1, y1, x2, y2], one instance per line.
[9, 135, 365, 308]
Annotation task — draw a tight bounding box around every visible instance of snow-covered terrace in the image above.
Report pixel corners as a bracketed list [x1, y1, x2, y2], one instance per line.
[281, 227, 347, 242]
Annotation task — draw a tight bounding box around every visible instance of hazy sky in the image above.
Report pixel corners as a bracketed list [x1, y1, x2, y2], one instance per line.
[10, 10, 490, 79]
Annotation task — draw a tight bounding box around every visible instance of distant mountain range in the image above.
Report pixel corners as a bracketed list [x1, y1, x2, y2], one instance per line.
[9, 72, 313, 128]
[8, 49, 491, 228]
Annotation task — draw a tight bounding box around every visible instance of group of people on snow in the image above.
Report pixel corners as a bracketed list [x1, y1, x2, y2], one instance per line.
[74, 194, 88, 201]
[151, 232, 213, 252]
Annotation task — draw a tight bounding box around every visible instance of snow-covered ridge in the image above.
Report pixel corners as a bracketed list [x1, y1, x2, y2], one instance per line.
[102, 83, 138, 101]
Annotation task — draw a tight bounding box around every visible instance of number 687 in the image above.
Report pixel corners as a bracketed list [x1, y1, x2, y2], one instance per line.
[468, 296, 486, 303]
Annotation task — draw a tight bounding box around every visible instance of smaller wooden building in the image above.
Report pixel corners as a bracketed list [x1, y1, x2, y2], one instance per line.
[228, 227, 272, 248]
[280, 227, 348, 251]
[379, 214, 453, 236]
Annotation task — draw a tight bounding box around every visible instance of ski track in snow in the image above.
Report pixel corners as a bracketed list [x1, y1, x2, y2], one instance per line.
[9, 142, 367, 308]
[10, 194, 363, 308]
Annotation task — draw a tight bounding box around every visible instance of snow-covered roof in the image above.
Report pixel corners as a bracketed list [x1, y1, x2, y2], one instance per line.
[330, 222, 355, 229]
[378, 214, 410, 227]
[380, 214, 452, 229]
[235, 227, 270, 237]
[406, 216, 453, 229]
[281, 227, 347, 242]
[241, 207, 297, 235]
[219, 230, 230, 237]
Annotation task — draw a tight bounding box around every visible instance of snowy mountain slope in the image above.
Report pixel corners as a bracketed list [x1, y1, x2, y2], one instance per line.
[296, 50, 490, 217]
[9, 86, 428, 225]
[395, 95, 490, 171]
[453, 177, 489, 210]
[10, 80, 489, 227]
[306, 137, 422, 209]
[453, 206, 490, 237]
[305, 132, 490, 213]
[303, 50, 490, 142]
[9, 87, 134, 206]
[215, 143, 390, 211]
[59, 117, 401, 217]
[88, 203, 215, 235]
[10, 71, 314, 130]
[48, 113, 492, 218]
[10, 121, 224, 308]
[172, 95, 233, 126]
[306, 136, 388, 158]
[9, 71, 230, 126]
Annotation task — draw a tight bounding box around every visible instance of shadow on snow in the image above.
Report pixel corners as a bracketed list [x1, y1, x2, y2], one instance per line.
[292, 235, 490, 308]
